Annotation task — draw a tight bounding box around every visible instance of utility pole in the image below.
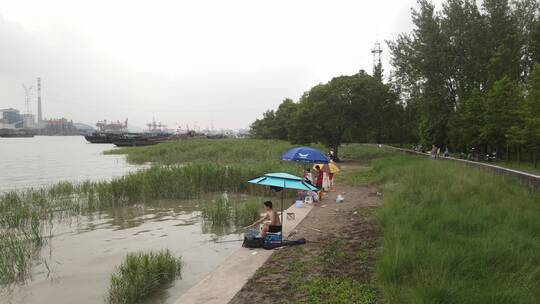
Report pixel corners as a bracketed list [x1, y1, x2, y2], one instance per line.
[37, 77, 43, 128]
[22, 84, 34, 128]
[371, 42, 383, 80]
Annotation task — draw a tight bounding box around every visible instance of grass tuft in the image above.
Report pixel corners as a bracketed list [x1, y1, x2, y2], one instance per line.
[201, 198, 262, 228]
[107, 250, 183, 304]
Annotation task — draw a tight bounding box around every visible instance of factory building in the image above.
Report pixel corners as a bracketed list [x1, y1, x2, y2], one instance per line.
[0, 108, 25, 129]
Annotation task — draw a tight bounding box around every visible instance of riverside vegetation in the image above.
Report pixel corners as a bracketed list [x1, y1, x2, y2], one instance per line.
[4, 140, 537, 303]
[0, 139, 303, 301]
[342, 145, 540, 303]
[251, 0, 540, 168]
[107, 250, 183, 304]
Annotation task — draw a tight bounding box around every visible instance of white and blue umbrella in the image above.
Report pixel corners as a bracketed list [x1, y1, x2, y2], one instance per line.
[282, 146, 329, 164]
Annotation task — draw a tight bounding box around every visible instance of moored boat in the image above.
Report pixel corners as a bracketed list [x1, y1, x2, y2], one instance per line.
[0, 128, 35, 138]
[112, 133, 172, 147]
[84, 119, 129, 144]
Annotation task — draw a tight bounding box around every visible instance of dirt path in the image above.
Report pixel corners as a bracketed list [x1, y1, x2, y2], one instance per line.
[229, 176, 383, 304]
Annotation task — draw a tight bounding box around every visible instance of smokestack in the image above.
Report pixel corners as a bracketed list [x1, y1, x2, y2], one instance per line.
[37, 77, 42, 128]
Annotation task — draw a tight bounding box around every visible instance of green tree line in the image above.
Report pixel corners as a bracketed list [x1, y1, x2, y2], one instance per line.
[250, 0, 540, 165]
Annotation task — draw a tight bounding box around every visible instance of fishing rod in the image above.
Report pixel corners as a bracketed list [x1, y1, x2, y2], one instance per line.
[213, 239, 244, 243]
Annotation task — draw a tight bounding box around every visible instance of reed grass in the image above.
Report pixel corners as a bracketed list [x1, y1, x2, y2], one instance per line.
[201, 197, 262, 228]
[232, 200, 262, 227]
[201, 198, 230, 225]
[0, 161, 291, 284]
[105, 139, 318, 165]
[107, 250, 182, 304]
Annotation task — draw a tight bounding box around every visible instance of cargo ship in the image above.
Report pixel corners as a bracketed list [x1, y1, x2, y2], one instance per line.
[112, 134, 172, 147]
[84, 119, 128, 144]
[111, 120, 173, 147]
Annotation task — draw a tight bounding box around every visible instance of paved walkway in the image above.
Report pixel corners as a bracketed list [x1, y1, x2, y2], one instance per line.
[175, 203, 314, 304]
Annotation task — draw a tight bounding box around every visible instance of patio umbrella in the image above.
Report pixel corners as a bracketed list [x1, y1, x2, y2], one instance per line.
[248, 172, 318, 234]
[282, 146, 329, 164]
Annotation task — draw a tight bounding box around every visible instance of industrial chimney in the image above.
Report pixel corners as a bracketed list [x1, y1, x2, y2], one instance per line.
[37, 77, 43, 128]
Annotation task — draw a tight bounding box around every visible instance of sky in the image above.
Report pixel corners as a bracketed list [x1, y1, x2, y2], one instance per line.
[0, 0, 443, 130]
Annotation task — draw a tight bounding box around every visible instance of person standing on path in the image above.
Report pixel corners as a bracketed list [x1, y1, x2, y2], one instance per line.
[304, 168, 313, 185]
[314, 165, 323, 188]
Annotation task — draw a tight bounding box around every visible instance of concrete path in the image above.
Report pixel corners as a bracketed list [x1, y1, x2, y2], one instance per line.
[175, 203, 314, 304]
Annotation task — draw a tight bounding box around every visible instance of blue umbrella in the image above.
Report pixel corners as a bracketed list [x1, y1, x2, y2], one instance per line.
[248, 174, 318, 191]
[248, 172, 318, 234]
[282, 146, 329, 164]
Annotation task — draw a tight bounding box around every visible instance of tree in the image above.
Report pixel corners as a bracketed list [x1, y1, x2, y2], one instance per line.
[389, 0, 461, 146]
[288, 72, 400, 158]
[250, 99, 299, 140]
[373, 62, 383, 82]
[522, 64, 540, 166]
[250, 110, 277, 139]
[531, 17, 540, 64]
[272, 98, 299, 140]
[484, 0, 522, 84]
[448, 89, 486, 150]
[482, 76, 523, 153]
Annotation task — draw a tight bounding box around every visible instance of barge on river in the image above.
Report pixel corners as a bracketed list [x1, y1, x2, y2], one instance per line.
[84, 119, 128, 144]
[0, 128, 35, 138]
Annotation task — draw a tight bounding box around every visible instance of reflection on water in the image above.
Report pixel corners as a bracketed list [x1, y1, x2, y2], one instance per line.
[0, 136, 142, 192]
[0, 195, 264, 304]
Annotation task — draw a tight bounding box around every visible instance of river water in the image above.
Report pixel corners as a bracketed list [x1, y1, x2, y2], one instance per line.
[0, 136, 142, 191]
[0, 136, 248, 304]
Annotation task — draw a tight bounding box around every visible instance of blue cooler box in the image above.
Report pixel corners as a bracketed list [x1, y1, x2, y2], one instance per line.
[264, 232, 282, 246]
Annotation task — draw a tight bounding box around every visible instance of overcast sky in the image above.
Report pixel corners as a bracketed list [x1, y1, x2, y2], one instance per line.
[0, 0, 443, 130]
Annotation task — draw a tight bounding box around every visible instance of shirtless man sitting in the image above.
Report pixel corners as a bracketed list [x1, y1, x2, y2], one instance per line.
[245, 201, 281, 238]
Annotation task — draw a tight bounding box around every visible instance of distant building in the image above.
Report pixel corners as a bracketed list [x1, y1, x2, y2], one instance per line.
[0, 108, 24, 129]
[22, 113, 36, 129]
[42, 118, 77, 135]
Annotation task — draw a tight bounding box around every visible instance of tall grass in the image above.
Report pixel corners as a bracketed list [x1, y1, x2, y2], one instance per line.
[105, 139, 316, 165]
[373, 155, 540, 303]
[201, 198, 262, 228]
[0, 161, 293, 284]
[107, 250, 182, 304]
[340, 144, 397, 162]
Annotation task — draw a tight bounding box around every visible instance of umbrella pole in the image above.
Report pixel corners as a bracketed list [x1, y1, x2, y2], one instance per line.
[281, 190, 284, 243]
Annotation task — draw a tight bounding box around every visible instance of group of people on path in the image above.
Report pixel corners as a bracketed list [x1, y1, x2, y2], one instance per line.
[303, 149, 338, 200]
[413, 144, 449, 158]
[430, 145, 450, 158]
[304, 165, 333, 191]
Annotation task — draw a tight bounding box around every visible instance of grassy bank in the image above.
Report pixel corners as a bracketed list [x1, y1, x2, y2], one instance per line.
[341, 146, 540, 303]
[105, 139, 315, 165]
[107, 250, 183, 304]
